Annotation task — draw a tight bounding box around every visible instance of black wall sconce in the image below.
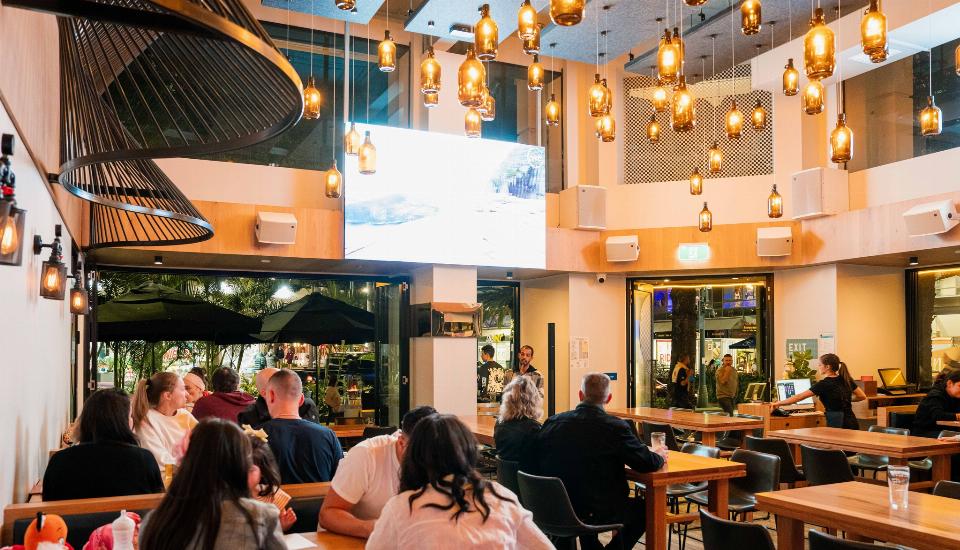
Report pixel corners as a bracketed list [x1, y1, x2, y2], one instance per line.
[34, 224, 66, 300]
[0, 133, 26, 266]
[69, 268, 89, 315]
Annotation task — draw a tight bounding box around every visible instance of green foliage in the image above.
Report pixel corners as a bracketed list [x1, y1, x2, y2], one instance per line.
[786, 349, 817, 381]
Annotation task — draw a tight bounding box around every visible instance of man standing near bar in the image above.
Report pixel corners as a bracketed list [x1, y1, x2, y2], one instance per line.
[506, 344, 543, 395]
[716, 353, 739, 415]
[531, 373, 665, 550]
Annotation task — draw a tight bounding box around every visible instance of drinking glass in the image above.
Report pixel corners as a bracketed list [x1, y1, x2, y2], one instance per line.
[887, 465, 910, 511]
[651, 432, 668, 458]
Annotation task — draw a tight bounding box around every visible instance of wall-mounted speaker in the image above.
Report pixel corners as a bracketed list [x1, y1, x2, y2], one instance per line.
[902, 199, 958, 237]
[255, 211, 297, 244]
[791, 167, 849, 220]
[559, 185, 606, 230]
[605, 235, 639, 262]
[756, 226, 793, 257]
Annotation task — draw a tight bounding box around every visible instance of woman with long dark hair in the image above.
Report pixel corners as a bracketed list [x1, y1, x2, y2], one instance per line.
[913, 368, 960, 438]
[366, 414, 551, 549]
[138, 419, 285, 550]
[773, 353, 866, 429]
[43, 389, 163, 501]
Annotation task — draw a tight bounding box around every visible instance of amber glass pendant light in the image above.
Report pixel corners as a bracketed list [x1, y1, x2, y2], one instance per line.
[804, 7, 835, 79]
[518, 0, 538, 40]
[783, 59, 800, 95]
[325, 160, 343, 199]
[303, 76, 322, 120]
[465, 108, 482, 138]
[741, 0, 762, 36]
[861, 0, 888, 63]
[684, 0, 707, 6]
[768, 184, 783, 218]
[657, 29, 680, 85]
[652, 84, 669, 112]
[598, 111, 615, 143]
[423, 92, 439, 108]
[545, 94, 561, 126]
[802, 80, 824, 114]
[458, 47, 485, 107]
[689, 168, 703, 195]
[830, 113, 853, 163]
[955, 44, 960, 76]
[588, 74, 611, 117]
[751, 98, 767, 130]
[481, 85, 496, 122]
[550, 0, 585, 27]
[646, 114, 661, 143]
[528, 55, 544, 91]
[420, 47, 441, 94]
[671, 75, 696, 131]
[344, 124, 362, 156]
[919, 2, 942, 137]
[358, 131, 376, 174]
[708, 141, 723, 173]
[523, 24, 543, 55]
[378, 30, 396, 72]
[336, 0, 355, 10]
[725, 100, 744, 139]
[475, 4, 498, 61]
[698, 202, 713, 232]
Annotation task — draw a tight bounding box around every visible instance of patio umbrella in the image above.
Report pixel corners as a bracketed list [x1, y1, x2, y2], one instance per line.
[728, 335, 756, 349]
[96, 282, 262, 343]
[258, 292, 375, 345]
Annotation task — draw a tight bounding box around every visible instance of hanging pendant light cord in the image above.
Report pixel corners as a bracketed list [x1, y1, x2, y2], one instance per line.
[366, 23, 370, 124]
[712, 34, 717, 140]
[595, 1, 600, 71]
[333, 24, 338, 162]
[678, 0, 683, 77]
[837, 0, 842, 116]
[310, 0, 315, 77]
[928, 0, 934, 97]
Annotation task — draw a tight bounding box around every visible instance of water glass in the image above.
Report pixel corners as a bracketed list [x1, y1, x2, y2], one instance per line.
[887, 465, 910, 511]
[650, 432, 668, 458]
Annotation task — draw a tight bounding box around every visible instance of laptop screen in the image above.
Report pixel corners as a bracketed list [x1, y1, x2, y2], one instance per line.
[879, 368, 907, 388]
[776, 379, 814, 407]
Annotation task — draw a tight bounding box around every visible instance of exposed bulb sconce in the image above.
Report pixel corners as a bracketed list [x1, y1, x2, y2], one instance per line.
[34, 224, 66, 300]
[69, 274, 89, 315]
[0, 134, 26, 266]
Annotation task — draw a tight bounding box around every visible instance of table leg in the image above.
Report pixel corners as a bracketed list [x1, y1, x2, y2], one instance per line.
[701, 432, 716, 447]
[706, 479, 729, 518]
[791, 443, 802, 466]
[645, 485, 667, 550]
[931, 455, 950, 486]
[775, 515, 804, 550]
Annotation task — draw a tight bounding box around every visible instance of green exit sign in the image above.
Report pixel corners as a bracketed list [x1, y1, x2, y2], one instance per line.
[677, 243, 710, 262]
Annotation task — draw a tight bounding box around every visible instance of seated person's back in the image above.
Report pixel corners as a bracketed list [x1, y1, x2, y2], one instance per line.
[261, 369, 342, 483]
[44, 389, 163, 501]
[238, 367, 320, 428]
[192, 367, 256, 422]
[494, 375, 543, 466]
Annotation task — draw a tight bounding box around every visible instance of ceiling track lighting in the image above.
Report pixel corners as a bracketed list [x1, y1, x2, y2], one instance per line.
[475, 4, 498, 61]
[34, 224, 67, 300]
[550, 0, 586, 27]
[861, 0, 888, 63]
[804, 7, 835, 80]
[768, 184, 783, 218]
[0, 134, 25, 267]
[741, 0, 762, 35]
[699, 202, 713, 232]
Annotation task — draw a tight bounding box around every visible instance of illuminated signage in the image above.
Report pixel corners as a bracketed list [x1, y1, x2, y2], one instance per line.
[677, 243, 710, 262]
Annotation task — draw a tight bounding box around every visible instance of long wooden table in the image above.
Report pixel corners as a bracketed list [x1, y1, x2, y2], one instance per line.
[767, 427, 960, 489]
[937, 419, 960, 430]
[607, 407, 764, 447]
[292, 531, 364, 549]
[458, 415, 495, 446]
[756, 481, 960, 550]
[627, 451, 745, 550]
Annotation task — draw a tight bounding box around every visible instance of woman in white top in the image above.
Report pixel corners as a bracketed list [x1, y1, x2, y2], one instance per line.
[132, 372, 198, 468]
[366, 414, 552, 550]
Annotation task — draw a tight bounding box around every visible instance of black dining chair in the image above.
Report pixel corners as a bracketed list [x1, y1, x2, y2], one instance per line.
[699, 509, 775, 550]
[517, 472, 624, 550]
[711, 413, 765, 451]
[687, 449, 780, 521]
[801, 444, 855, 486]
[361, 426, 397, 440]
[904, 430, 959, 481]
[933, 479, 960, 500]
[496, 458, 521, 498]
[745, 436, 805, 486]
[847, 425, 908, 478]
[808, 529, 899, 550]
[641, 421, 683, 451]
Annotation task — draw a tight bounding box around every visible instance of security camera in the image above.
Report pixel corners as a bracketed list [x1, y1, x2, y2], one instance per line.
[596, 273, 607, 284]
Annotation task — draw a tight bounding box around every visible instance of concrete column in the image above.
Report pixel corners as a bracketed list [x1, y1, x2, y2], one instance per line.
[409, 265, 478, 416]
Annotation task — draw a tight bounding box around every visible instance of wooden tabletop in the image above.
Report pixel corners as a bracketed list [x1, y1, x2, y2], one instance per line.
[328, 425, 368, 438]
[458, 415, 496, 446]
[291, 531, 364, 550]
[626, 450, 745, 487]
[607, 407, 764, 432]
[766, 427, 960, 458]
[756, 481, 960, 550]
[937, 420, 960, 429]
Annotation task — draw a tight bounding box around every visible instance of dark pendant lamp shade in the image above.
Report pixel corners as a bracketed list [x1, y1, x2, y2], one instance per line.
[34, 225, 67, 301]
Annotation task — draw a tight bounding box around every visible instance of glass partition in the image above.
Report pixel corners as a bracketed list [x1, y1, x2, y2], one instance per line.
[908, 266, 960, 388]
[477, 282, 520, 402]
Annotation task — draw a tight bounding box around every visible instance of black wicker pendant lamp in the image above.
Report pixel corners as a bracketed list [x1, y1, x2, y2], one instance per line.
[7, 0, 304, 248]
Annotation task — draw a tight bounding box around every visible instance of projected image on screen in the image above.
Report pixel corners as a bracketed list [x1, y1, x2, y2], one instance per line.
[344, 124, 546, 268]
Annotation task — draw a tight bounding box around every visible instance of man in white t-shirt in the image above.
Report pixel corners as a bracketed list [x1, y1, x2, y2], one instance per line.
[319, 406, 437, 538]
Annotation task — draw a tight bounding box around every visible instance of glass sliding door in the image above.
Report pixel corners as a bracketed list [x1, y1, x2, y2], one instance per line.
[374, 279, 410, 427]
[908, 266, 960, 389]
[629, 283, 654, 407]
[477, 282, 520, 402]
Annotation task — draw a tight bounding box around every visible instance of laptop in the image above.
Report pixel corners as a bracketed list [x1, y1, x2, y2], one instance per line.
[877, 368, 913, 396]
[775, 379, 815, 412]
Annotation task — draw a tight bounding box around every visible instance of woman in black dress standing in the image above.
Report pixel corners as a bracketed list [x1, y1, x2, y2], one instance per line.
[773, 353, 866, 429]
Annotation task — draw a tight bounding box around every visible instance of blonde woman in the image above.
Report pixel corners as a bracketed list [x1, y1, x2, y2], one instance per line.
[494, 375, 543, 466]
[132, 371, 198, 468]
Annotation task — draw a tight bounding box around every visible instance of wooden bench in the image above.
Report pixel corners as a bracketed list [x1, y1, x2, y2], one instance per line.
[2, 482, 329, 547]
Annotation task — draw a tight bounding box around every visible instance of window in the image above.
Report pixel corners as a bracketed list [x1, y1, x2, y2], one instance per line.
[908, 266, 960, 388]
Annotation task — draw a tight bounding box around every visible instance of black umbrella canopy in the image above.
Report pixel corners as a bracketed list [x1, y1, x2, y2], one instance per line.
[96, 282, 262, 343]
[258, 292, 375, 345]
[729, 335, 757, 349]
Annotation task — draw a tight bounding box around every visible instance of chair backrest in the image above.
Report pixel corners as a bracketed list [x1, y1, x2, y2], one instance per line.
[361, 426, 397, 440]
[745, 436, 802, 484]
[517, 472, 593, 537]
[641, 421, 682, 451]
[939, 429, 960, 439]
[933, 480, 960, 500]
[800, 445, 855, 486]
[808, 529, 898, 550]
[496, 458, 521, 496]
[699, 509, 775, 550]
[729, 449, 780, 495]
[868, 425, 909, 436]
[681, 442, 720, 458]
[887, 412, 915, 431]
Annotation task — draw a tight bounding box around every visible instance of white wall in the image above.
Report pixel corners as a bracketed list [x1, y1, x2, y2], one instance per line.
[520, 275, 570, 413]
[567, 274, 628, 409]
[0, 105, 74, 508]
[773, 265, 838, 377]
[836, 265, 906, 381]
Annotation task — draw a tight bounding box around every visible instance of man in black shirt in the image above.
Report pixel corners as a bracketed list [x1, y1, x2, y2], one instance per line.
[532, 373, 665, 549]
[506, 344, 543, 395]
[478, 344, 501, 399]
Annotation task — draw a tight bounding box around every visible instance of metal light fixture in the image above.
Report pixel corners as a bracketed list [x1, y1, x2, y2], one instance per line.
[475, 4, 498, 61]
[545, 94, 561, 127]
[861, 0, 888, 63]
[725, 99, 744, 139]
[465, 108, 482, 138]
[518, 0, 538, 40]
[741, 0, 762, 35]
[689, 168, 703, 195]
[751, 98, 767, 130]
[358, 131, 377, 174]
[588, 74, 611, 117]
[523, 24, 543, 55]
[378, 30, 396, 72]
[0, 135, 25, 266]
[550, 0, 585, 26]
[303, 76, 322, 120]
[802, 79, 825, 114]
[34, 225, 66, 300]
[830, 113, 853, 163]
[424, 92, 439, 108]
[671, 75, 696, 132]
[652, 85, 669, 112]
[458, 47, 485, 107]
[684, 0, 707, 6]
[698, 202, 713, 232]
[528, 55, 544, 91]
[598, 111, 615, 143]
[804, 7, 835, 80]
[657, 29, 680, 85]
[69, 276, 89, 315]
[344, 122, 362, 156]
[336, 0, 356, 10]
[768, 184, 783, 218]
[325, 160, 343, 199]
[646, 114, 662, 143]
[782, 58, 800, 96]
[920, 96, 943, 137]
[420, 47, 442, 94]
[708, 141, 723, 173]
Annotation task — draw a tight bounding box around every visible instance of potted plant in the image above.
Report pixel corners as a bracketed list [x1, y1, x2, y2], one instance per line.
[785, 349, 817, 382]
